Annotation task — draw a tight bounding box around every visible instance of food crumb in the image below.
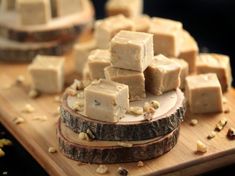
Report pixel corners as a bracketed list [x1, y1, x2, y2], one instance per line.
[28, 89, 39, 99]
[137, 161, 144, 167]
[0, 138, 12, 147]
[190, 119, 198, 126]
[48, 147, 57, 153]
[207, 131, 216, 139]
[13, 117, 25, 124]
[196, 140, 207, 153]
[2, 171, 8, 175]
[96, 164, 108, 174]
[22, 104, 35, 113]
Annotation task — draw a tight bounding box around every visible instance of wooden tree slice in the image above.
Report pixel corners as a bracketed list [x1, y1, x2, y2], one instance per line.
[57, 120, 180, 164]
[0, 37, 74, 62]
[61, 89, 186, 141]
[0, 0, 94, 42]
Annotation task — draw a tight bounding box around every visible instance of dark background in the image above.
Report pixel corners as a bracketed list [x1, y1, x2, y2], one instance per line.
[1, 0, 235, 175]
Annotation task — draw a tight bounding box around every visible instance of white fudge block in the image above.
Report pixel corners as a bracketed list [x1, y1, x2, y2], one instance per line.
[94, 15, 134, 49]
[144, 54, 181, 95]
[178, 30, 199, 73]
[148, 17, 183, 57]
[17, 0, 51, 25]
[105, 66, 146, 101]
[88, 49, 111, 80]
[111, 30, 154, 72]
[132, 15, 151, 32]
[28, 55, 64, 93]
[185, 73, 223, 114]
[84, 79, 129, 122]
[55, 0, 81, 17]
[197, 53, 232, 92]
[105, 0, 143, 18]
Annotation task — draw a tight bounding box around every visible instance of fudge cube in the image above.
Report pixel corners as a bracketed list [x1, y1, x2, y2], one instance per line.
[178, 30, 199, 73]
[94, 15, 134, 49]
[28, 55, 64, 93]
[171, 58, 189, 89]
[55, 0, 81, 17]
[197, 53, 232, 92]
[73, 38, 97, 75]
[16, 0, 51, 25]
[105, 0, 143, 18]
[132, 15, 151, 32]
[111, 30, 154, 72]
[88, 49, 111, 80]
[0, 0, 15, 11]
[148, 17, 183, 57]
[185, 73, 223, 113]
[84, 79, 129, 122]
[105, 66, 146, 101]
[144, 54, 181, 95]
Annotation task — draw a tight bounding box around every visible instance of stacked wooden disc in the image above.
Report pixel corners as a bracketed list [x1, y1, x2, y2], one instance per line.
[0, 0, 94, 62]
[58, 88, 186, 164]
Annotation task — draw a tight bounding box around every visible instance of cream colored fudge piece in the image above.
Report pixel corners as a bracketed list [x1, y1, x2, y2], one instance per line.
[55, 0, 81, 17]
[105, 0, 143, 18]
[28, 55, 64, 93]
[0, 0, 15, 11]
[84, 79, 129, 122]
[16, 0, 51, 25]
[144, 54, 181, 95]
[111, 30, 154, 72]
[148, 17, 183, 57]
[197, 53, 232, 92]
[105, 66, 146, 101]
[178, 30, 199, 73]
[132, 15, 151, 32]
[73, 38, 97, 75]
[185, 73, 223, 114]
[88, 49, 111, 80]
[171, 58, 189, 89]
[94, 15, 134, 49]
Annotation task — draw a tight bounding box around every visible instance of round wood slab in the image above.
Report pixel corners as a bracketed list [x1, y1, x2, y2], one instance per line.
[61, 89, 186, 141]
[0, 0, 94, 42]
[57, 120, 180, 164]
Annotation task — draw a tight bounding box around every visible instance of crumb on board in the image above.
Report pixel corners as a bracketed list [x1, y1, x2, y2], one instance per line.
[196, 140, 207, 153]
[28, 89, 39, 99]
[215, 117, 227, 132]
[117, 142, 133, 148]
[190, 119, 198, 126]
[13, 117, 25, 124]
[207, 131, 216, 140]
[137, 161, 144, 167]
[128, 106, 144, 115]
[96, 164, 108, 174]
[48, 147, 57, 153]
[0, 138, 12, 147]
[22, 104, 35, 113]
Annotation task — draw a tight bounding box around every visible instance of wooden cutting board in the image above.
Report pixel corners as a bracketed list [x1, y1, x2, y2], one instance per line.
[0, 51, 235, 176]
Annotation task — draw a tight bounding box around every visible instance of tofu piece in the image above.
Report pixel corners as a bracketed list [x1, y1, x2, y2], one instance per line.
[0, 0, 15, 11]
[73, 38, 97, 75]
[105, 66, 146, 101]
[28, 55, 64, 93]
[178, 30, 199, 73]
[144, 54, 181, 95]
[111, 30, 154, 72]
[132, 15, 151, 32]
[185, 73, 223, 114]
[16, 0, 51, 25]
[94, 15, 134, 49]
[197, 53, 232, 92]
[171, 58, 189, 89]
[84, 79, 129, 122]
[148, 17, 183, 57]
[55, 0, 81, 17]
[105, 0, 143, 18]
[88, 49, 111, 80]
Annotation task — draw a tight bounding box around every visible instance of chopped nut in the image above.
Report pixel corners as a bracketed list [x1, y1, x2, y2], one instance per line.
[15, 75, 25, 84]
[128, 106, 144, 115]
[66, 88, 77, 96]
[215, 117, 227, 132]
[150, 100, 160, 109]
[117, 142, 133, 148]
[96, 165, 108, 174]
[190, 119, 198, 126]
[86, 128, 95, 140]
[144, 112, 153, 121]
[0, 139, 12, 147]
[222, 97, 228, 104]
[22, 104, 35, 113]
[137, 161, 144, 167]
[71, 101, 84, 112]
[207, 131, 216, 139]
[0, 148, 5, 157]
[224, 107, 230, 114]
[13, 117, 25, 124]
[48, 147, 57, 153]
[33, 115, 48, 121]
[71, 79, 84, 90]
[28, 89, 39, 99]
[227, 128, 235, 140]
[117, 167, 128, 176]
[196, 140, 207, 153]
[54, 96, 61, 103]
[78, 132, 90, 141]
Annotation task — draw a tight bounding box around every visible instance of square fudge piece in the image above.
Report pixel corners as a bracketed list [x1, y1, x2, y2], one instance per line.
[55, 0, 81, 17]
[73, 38, 97, 75]
[132, 15, 151, 32]
[178, 30, 199, 73]
[144, 54, 181, 95]
[185, 73, 223, 114]
[88, 49, 111, 80]
[148, 17, 183, 57]
[84, 79, 129, 122]
[94, 15, 134, 49]
[17, 0, 51, 25]
[197, 53, 232, 92]
[171, 58, 189, 89]
[105, 0, 143, 18]
[105, 66, 146, 101]
[28, 55, 64, 93]
[111, 30, 154, 72]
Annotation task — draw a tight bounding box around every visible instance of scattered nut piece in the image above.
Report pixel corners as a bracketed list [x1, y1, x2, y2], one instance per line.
[15, 75, 25, 84]
[117, 167, 128, 176]
[144, 112, 153, 121]
[227, 128, 235, 140]
[117, 142, 133, 148]
[13, 117, 25, 124]
[71, 101, 84, 112]
[56, 106, 61, 114]
[0, 148, 5, 157]
[190, 119, 198, 126]
[78, 132, 90, 141]
[137, 161, 144, 167]
[215, 118, 227, 132]
[54, 96, 61, 103]
[33, 115, 48, 121]
[224, 107, 230, 114]
[207, 131, 216, 139]
[96, 165, 108, 174]
[22, 104, 35, 113]
[128, 106, 144, 115]
[196, 140, 207, 153]
[48, 147, 57, 153]
[0, 139, 12, 147]
[71, 79, 84, 90]
[86, 128, 95, 140]
[150, 100, 160, 109]
[28, 89, 39, 99]
[66, 88, 77, 96]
